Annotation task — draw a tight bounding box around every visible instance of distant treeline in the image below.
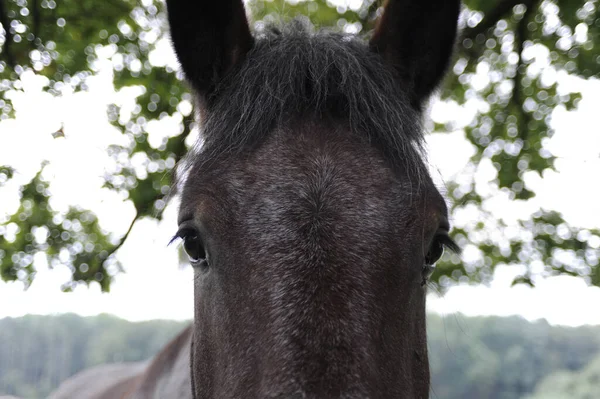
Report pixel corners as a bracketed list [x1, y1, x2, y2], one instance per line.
[0, 314, 186, 398]
[427, 315, 600, 399]
[0, 314, 599, 398]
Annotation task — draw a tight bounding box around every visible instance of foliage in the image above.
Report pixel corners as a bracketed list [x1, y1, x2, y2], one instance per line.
[428, 314, 600, 398]
[525, 354, 600, 398]
[0, 165, 117, 290]
[431, 0, 600, 288]
[0, 0, 599, 291]
[0, 165, 14, 186]
[1, 313, 599, 398]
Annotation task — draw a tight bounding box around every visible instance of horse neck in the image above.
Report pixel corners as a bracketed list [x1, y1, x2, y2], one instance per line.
[131, 325, 193, 399]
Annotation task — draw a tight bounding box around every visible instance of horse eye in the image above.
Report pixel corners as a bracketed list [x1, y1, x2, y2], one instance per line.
[183, 234, 206, 264]
[422, 233, 456, 287]
[171, 228, 207, 266]
[424, 232, 459, 266]
[425, 237, 445, 266]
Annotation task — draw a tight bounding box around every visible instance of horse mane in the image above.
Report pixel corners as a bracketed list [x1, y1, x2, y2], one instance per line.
[182, 21, 428, 183]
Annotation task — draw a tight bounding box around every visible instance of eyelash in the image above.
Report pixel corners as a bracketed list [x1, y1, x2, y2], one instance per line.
[169, 229, 191, 246]
[437, 235, 460, 255]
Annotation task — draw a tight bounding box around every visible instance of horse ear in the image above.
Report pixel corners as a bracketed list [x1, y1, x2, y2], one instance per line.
[369, 0, 461, 106]
[166, 0, 254, 98]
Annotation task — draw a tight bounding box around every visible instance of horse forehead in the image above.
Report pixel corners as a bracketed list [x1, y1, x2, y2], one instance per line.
[189, 125, 436, 224]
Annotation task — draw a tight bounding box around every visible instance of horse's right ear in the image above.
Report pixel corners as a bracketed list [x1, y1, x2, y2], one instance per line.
[165, 0, 254, 99]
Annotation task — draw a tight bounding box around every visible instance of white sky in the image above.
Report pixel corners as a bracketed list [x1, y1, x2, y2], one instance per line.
[0, 37, 599, 327]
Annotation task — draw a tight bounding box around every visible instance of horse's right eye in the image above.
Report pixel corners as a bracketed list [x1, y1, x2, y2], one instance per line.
[171, 228, 207, 267]
[183, 234, 206, 265]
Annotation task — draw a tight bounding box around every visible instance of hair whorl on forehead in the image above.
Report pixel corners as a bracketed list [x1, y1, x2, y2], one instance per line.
[180, 21, 428, 184]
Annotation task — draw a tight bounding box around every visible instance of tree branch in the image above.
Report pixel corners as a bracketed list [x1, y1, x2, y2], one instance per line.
[0, 0, 16, 69]
[32, 0, 40, 45]
[462, 0, 540, 41]
[513, 2, 537, 142]
[107, 211, 139, 260]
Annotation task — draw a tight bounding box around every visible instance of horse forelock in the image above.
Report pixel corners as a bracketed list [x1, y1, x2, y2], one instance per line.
[176, 22, 429, 192]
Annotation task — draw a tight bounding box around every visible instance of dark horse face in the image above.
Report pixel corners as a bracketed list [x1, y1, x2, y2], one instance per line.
[167, 0, 461, 397]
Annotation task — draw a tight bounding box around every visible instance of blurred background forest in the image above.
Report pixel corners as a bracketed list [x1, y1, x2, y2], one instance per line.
[1, 314, 600, 398]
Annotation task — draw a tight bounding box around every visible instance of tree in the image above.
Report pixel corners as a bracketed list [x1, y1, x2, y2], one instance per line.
[0, 0, 598, 292]
[0, 314, 186, 398]
[525, 355, 600, 399]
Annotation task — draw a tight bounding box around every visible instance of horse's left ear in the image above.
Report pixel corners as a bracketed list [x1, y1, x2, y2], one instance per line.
[166, 0, 254, 99]
[369, 0, 461, 107]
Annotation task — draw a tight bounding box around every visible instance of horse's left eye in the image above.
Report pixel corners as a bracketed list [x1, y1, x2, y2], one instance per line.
[425, 232, 459, 266]
[425, 237, 445, 266]
[422, 233, 458, 287]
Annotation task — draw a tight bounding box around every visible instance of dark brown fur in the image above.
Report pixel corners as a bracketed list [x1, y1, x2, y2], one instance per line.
[180, 121, 448, 397]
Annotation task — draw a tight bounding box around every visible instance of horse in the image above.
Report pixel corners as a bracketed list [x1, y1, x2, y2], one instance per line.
[48, 0, 461, 397]
[48, 327, 192, 399]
